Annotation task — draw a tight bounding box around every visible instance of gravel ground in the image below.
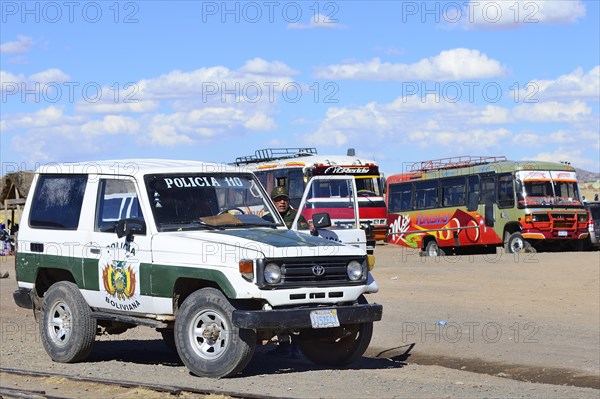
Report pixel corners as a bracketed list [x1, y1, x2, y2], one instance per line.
[0, 246, 599, 398]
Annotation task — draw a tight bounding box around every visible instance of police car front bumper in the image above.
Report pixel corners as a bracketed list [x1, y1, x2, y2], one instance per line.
[232, 303, 383, 329]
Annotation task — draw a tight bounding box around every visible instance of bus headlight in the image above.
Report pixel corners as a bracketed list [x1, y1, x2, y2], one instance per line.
[264, 263, 282, 284]
[347, 260, 365, 281]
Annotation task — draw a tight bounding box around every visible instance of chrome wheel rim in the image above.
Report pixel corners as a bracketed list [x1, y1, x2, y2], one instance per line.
[47, 301, 73, 346]
[188, 310, 229, 360]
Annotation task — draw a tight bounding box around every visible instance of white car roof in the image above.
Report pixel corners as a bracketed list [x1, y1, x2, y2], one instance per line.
[34, 159, 251, 178]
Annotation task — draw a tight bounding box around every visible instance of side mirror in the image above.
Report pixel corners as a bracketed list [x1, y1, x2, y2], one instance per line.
[116, 218, 146, 241]
[311, 212, 332, 236]
[467, 192, 479, 212]
[361, 220, 374, 239]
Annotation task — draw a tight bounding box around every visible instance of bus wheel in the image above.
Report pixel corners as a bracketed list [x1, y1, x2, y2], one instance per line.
[506, 232, 527, 253]
[425, 240, 444, 257]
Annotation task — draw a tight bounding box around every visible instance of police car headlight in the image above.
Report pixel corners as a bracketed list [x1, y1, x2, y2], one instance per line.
[347, 260, 365, 281]
[264, 263, 282, 284]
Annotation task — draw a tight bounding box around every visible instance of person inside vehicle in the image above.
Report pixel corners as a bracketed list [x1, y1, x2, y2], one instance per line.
[270, 186, 309, 230]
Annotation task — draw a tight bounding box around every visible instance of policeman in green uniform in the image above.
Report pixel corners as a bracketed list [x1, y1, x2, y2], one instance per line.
[268, 186, 308, 358]
[271, 186, 309, 229]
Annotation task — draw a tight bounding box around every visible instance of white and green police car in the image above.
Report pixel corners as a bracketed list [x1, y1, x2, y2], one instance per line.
[13, 160, 382, 378]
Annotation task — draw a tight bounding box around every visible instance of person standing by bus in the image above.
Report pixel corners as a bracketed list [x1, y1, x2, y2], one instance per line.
[271, 186, 309, 230]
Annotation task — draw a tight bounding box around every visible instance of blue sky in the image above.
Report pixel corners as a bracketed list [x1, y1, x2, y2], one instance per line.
[1, 0, 599, 177]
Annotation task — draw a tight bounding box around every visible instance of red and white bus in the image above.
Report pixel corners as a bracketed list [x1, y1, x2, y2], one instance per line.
[386, 156, 589, 255]
[234, 148, 388, 241]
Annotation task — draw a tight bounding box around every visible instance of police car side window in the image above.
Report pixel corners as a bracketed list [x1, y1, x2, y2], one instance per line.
[29, 174, 87, 230]
[96, 179, 144, 233]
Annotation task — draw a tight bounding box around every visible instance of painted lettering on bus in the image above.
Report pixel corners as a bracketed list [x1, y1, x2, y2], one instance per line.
[416, 213, 450, 226]
[323, 166, 370, 174]
[388, 214, 411, 243]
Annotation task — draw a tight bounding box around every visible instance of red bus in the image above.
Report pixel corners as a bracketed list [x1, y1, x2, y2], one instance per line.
[234, 148, 388, 241]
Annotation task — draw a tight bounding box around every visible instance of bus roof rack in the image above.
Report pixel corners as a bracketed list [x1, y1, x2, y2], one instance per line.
[234, 148, 318, 165]
[410, 155, 507, 172]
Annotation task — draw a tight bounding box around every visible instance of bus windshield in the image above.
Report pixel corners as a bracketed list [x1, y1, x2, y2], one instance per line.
[516, 179, 582, 207]
[355, 176, 383, 196]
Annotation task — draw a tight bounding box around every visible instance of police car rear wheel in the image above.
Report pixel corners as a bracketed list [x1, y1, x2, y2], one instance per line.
[40, 281, 97, 363]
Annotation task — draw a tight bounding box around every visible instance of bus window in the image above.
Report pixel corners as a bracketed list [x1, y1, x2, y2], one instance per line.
[497, 173, 515, 208]
[288, 169, 305, 208]
[441, 177, 466, 207]
[389, 183, 412, 212]
[480, 176, 495, 205]
[467, 175, 480, 209]
[414, 180, 438, 210]
[255, 172, 267, 191]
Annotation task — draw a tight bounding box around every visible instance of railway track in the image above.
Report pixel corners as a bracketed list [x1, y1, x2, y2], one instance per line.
[0, 367, 292, 399]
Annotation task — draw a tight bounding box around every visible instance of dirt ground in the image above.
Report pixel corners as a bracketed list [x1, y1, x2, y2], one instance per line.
[0, 245, 599, 398]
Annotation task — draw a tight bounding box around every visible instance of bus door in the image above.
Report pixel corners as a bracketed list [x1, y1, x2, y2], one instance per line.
[480, 174, 495, 227]
[291, 176, 367, 254]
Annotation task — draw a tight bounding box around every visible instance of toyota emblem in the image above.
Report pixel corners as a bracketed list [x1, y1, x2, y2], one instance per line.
[312, 265, 325, 276]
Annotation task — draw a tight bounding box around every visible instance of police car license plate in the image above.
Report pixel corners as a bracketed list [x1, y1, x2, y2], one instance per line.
[310, 309, 340, 329]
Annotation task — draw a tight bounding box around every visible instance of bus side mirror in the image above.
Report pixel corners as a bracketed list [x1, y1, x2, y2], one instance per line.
[467, 192, 479, 212]
[311, 213, 332, 236]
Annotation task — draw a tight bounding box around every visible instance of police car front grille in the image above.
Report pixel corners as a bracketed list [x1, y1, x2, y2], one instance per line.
[283, 259, 348, 284]
[257, 256, 366, 289]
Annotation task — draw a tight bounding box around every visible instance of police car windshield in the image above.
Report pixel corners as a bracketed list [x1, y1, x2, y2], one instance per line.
[144, 173, 282, 231]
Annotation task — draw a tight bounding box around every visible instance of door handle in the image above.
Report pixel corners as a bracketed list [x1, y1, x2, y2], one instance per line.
[90, 248, 101, 254]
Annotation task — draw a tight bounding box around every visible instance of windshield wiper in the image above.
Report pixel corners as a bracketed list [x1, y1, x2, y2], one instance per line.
[220, 222, 279, 229]
[159, 221, 224, 232]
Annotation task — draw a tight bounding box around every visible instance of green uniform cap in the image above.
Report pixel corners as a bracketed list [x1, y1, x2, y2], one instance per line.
[271, 186, 289, 199]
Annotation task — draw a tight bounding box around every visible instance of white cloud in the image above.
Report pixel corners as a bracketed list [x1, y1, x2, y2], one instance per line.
[511, 132, 541, 147]
[314, 48, 507, 81]
[471, 105, 510, 124]
[239, 58, 299, 76]
[75, 100, 159, 114]
[244, 113, 276, 130]
[525, 66, 600, 101]
[80, 115, 140, 136]
[0, 35, 33, 54]
[3, 59, 294, 163]
[1, 106, 77, 130]
[304, 95, 515, 151]
[512, 129, 595, 148]
[464, 0, 586, 29]
[512, 101, 591, 122]
[150, 124, 193, 146]
[28, 68, 70, 84]
[137, 58, 297, 102]
[147, 106, 277, 145]
[1, 68, 71, 98]
[288, 14, 344, 29]
[529, 148, 591, 169]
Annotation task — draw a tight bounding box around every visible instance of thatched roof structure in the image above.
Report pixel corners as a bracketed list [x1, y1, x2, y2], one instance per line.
[1, 171, 35, 226]
[1, 171, 35, 202]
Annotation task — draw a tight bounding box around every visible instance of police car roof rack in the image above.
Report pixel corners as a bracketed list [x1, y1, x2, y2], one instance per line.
[410, 155, 507, 172]
[234, 148, 318, 165]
